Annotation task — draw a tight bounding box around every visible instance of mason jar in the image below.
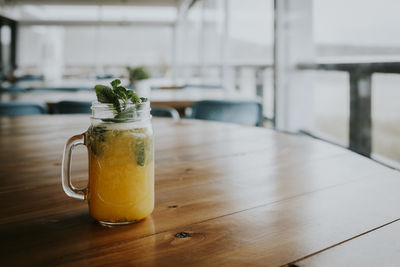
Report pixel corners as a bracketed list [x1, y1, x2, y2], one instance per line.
[61, 101, 154, 226]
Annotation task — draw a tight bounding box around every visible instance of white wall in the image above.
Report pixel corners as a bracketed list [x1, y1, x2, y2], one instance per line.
[64, 26, 172, 66]
[17, 25, 173, 73]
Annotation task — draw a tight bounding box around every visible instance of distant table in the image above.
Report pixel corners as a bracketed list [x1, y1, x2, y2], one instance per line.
[1, 88, 255, 115]
[1, 115, 400, 266]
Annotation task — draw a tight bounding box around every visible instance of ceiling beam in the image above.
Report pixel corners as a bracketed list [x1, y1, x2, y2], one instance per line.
[3, 0, 179, 6]
[19, 19, 174, 27]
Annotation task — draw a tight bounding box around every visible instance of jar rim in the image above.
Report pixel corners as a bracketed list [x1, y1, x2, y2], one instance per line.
[91, 101, 150, 109]
[90, 101, 151, 122]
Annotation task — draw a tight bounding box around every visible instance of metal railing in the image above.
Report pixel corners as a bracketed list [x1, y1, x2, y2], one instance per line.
[298, 60, 400, 157]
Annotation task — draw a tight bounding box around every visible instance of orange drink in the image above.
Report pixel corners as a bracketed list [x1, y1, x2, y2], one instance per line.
[61, 99, 155, 226]
[87, 125, 154, 224]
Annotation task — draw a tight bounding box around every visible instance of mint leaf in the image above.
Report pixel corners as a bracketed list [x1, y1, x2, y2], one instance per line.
[95, 85, 115, 103]
[126, 90, 133, 98]
[95, 79, 147, 121]
[114, 86, 129, 101]
[87, 125, 107, 156]
[110, 79, 121, 89]
[136, 136, 146, 166]
[134, 133, 152, 166]
[112, 98, 121, 113]
[114, 107, 134, 119]
[94, 84, 120, 112]
[129, 91, 140, 103]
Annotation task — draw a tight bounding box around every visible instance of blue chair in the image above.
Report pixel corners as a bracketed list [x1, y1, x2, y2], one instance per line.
[53, 101, 92, 114]
[0, 101, 47, 116]
[31, 87, 91, 92]
[151, 106, 180, 120]
[96, 74, 114, 80]
[190, 100, 263, 126]
[18, 74, 43, 81]
[0, 86, 27, 93]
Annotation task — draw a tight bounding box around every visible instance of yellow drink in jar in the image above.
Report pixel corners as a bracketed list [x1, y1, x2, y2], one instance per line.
[86, 124, 154, 224]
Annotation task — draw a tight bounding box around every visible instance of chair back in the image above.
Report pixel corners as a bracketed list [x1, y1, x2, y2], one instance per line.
[191, 100, 263, 126]
[151, 106, 180, 120]
[53, 101, 92, 114]
[0, 101, 47, 116]
[19, 74, 44, 81]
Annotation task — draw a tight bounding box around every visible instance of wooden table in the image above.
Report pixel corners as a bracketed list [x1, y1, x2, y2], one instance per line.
[1, 115, 400, 266]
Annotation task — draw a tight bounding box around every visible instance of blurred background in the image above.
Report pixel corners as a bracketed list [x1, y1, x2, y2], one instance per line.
[0, 0, 399, 167]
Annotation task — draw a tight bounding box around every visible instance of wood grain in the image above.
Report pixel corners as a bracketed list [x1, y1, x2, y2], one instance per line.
[293, 220, 400, 267]
[0, 115, 399, 266]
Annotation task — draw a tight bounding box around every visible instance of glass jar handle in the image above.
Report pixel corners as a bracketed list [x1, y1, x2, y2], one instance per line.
[61, 133, 87, 200]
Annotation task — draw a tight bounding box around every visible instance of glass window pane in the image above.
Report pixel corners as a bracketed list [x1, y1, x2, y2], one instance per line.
[312, 0, 400, 165]
[312, 71, 349, 146]
[372, 73, 400, 164]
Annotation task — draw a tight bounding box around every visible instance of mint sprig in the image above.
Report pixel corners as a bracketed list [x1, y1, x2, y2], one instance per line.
[94, 79, 148, 118]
